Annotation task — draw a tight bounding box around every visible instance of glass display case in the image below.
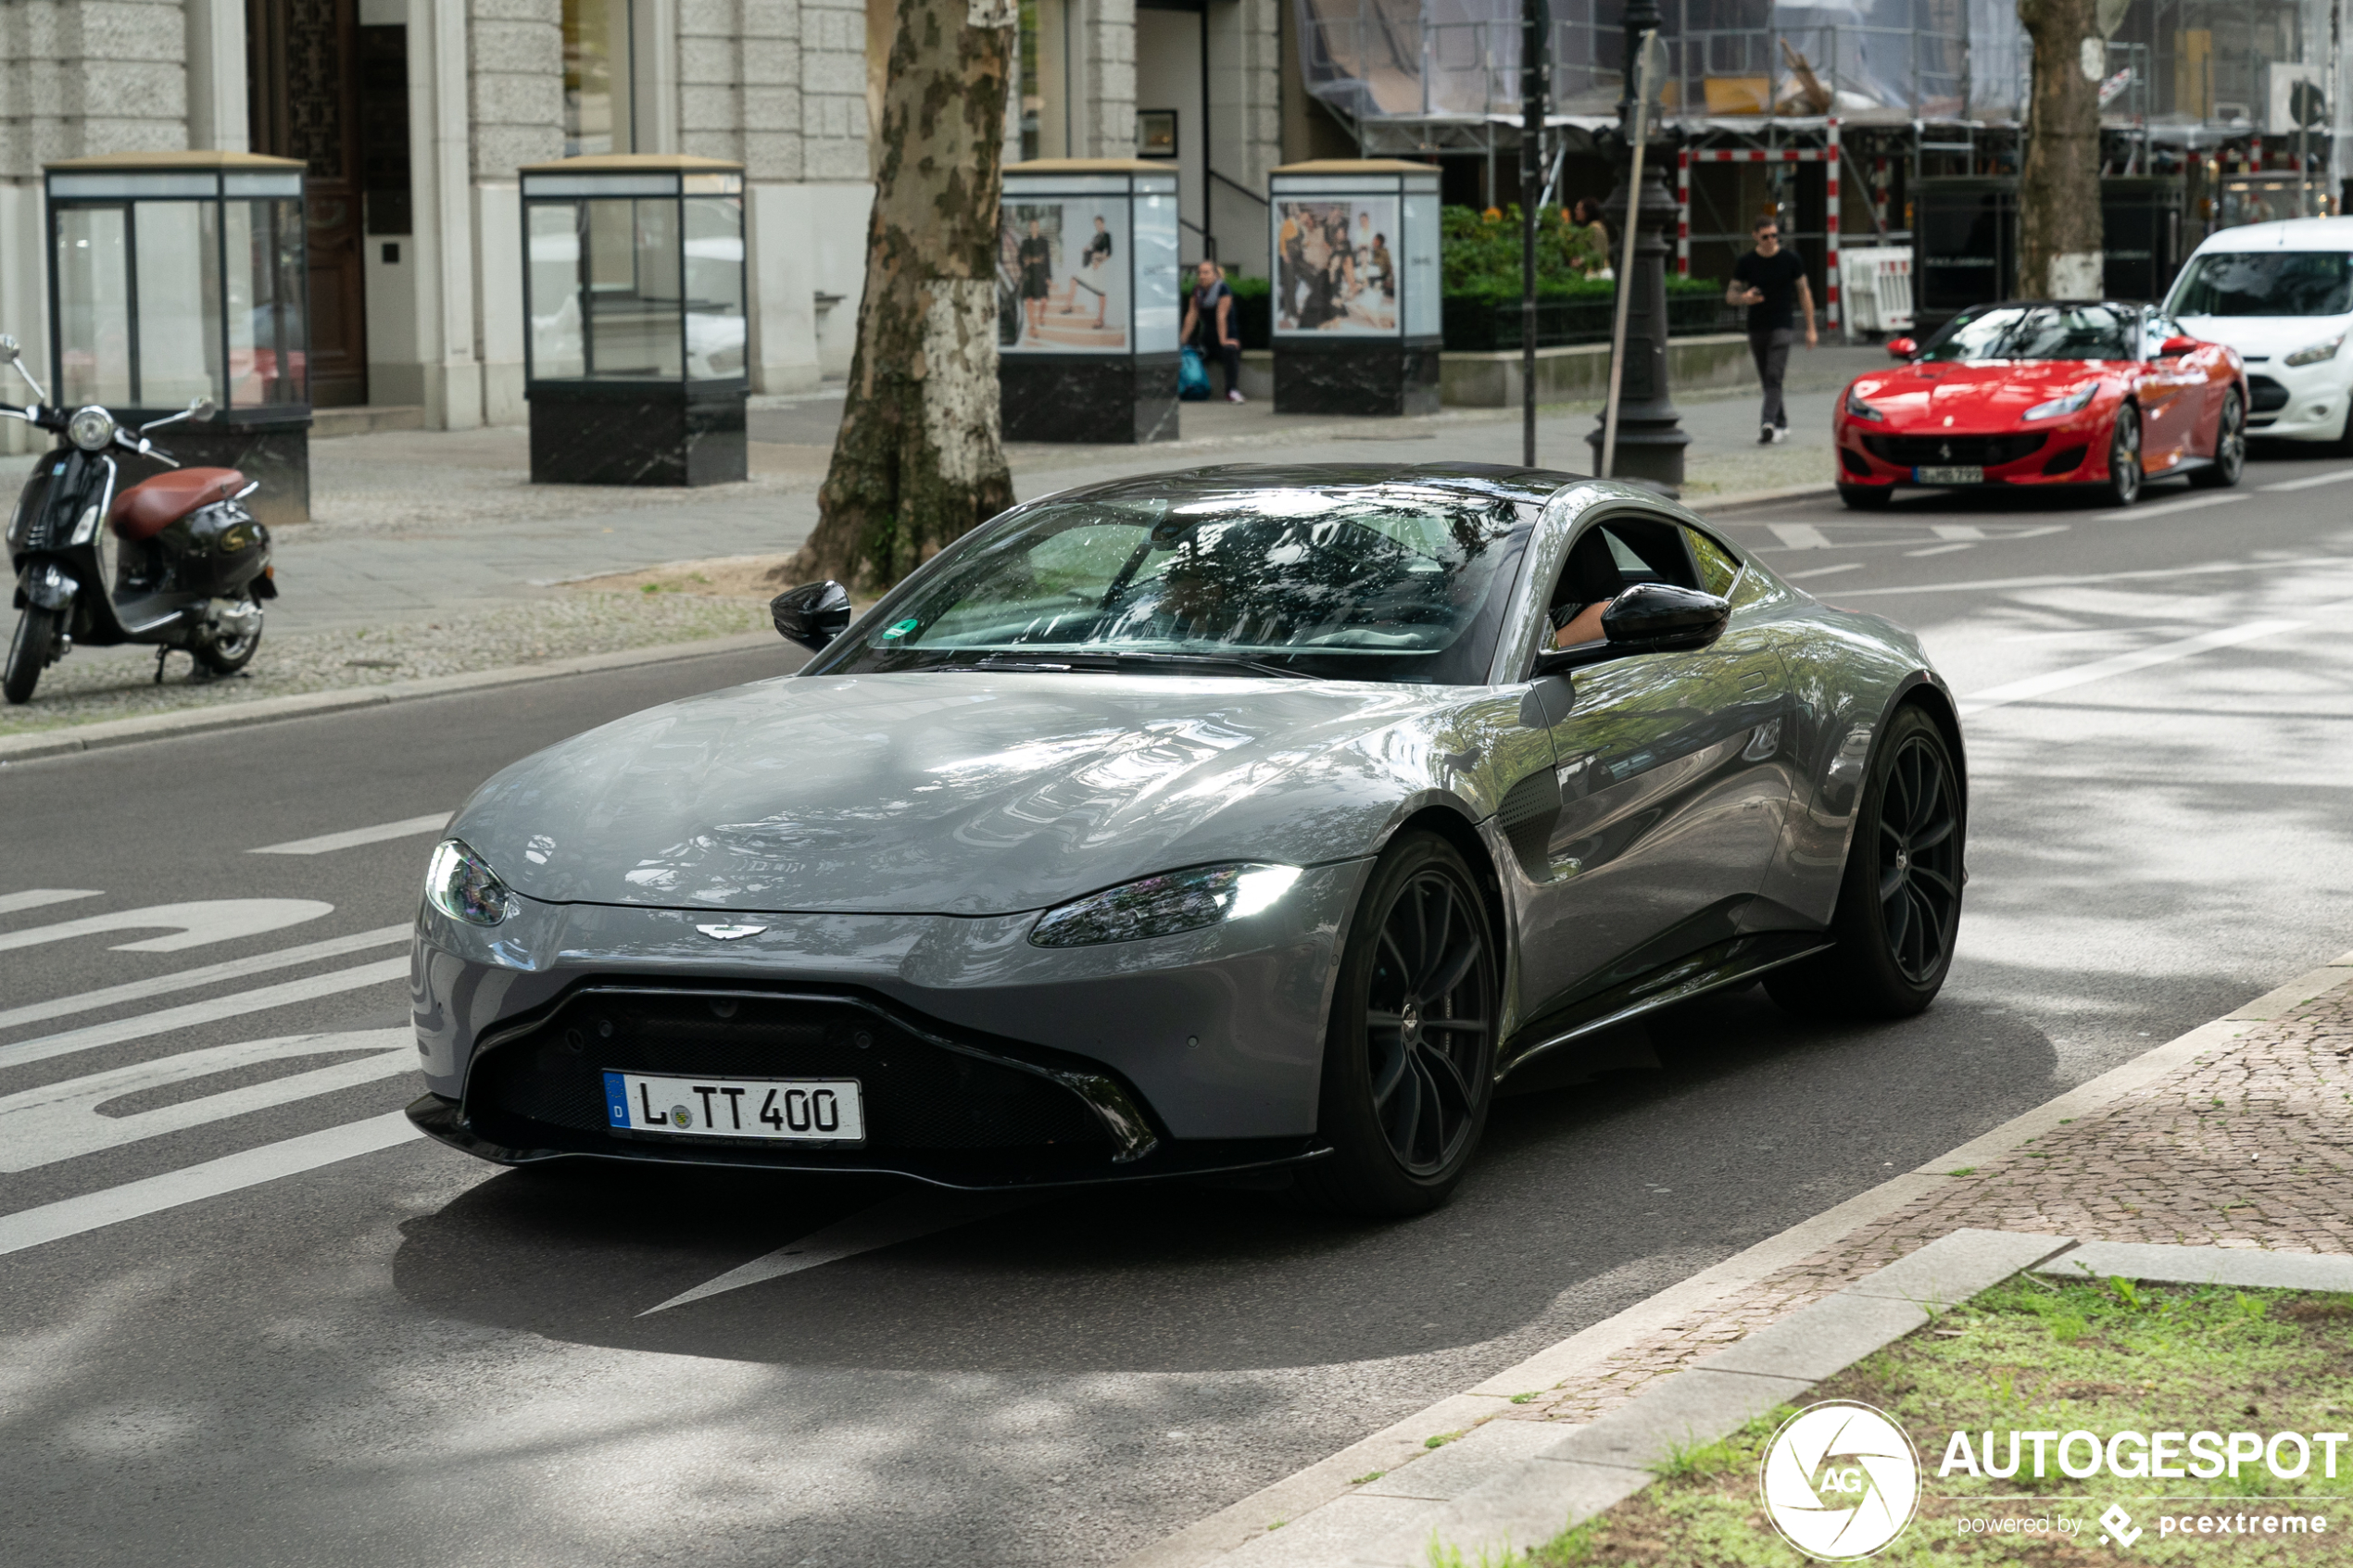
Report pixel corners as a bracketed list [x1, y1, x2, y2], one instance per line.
[43, 151, 312, 525]
[1268, 160, 1443, 416]
[520, 155, 749, 485]
[998, 160, 1182, 443]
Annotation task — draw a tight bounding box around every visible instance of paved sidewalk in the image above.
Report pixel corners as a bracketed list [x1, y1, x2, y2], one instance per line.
[1163, 951, 2353, 1565]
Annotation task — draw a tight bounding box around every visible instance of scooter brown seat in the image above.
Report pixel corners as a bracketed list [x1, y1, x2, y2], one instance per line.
[109, 468, 247, 542]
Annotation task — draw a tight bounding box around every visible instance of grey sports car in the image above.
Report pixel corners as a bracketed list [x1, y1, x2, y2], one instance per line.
[407, 464, 1965, 1215]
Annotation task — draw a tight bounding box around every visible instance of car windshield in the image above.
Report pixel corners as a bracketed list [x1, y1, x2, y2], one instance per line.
[1919, 304, 2136, 361]
[2169, 251, 2353, 318]
[819, 482, 1532, 684]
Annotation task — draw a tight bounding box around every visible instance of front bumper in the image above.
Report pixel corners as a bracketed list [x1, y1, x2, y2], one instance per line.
[2244, 365, 2348, 439]
[1832, 422, 2103, 488]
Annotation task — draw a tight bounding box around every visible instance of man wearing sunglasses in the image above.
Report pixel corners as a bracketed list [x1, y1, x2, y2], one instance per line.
[1729, 214, 1817, 444]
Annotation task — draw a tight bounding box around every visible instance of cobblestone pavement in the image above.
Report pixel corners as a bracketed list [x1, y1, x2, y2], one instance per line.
[1510, 960, 2353, 1429]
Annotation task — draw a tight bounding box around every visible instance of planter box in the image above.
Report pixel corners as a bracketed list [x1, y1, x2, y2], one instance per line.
[1441, 294, 1735, 352]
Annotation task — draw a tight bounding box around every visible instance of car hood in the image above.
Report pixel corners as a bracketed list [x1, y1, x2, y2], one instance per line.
[1847, 360, 2125, 430]
[2171, 313, 2352, 361]
[450, 671, 1464, 916]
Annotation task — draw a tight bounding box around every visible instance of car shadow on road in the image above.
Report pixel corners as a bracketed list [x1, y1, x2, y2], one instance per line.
[387, 980, 2071, 1376]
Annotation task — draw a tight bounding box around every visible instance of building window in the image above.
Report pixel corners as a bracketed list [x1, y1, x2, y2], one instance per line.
[1018, 0, 1042, 161]
[563, 0, 635, 157]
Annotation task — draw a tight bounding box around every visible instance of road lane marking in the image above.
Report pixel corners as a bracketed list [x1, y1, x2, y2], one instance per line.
[0, 889, 102, 918]
[2259, 469, 2353, 492]
[642, 1188, 1038, 1314]
[1784, 563, 1864, 581]
[0, 924, 410, 1035]
[1769, 523, 1833, 549]
[2098, 492, 2251, 521]
[249, 813, 451, 857]
[0, 957, 411, 1073]
[0, 1111, 422, 1259]
[1958, 618, 2307, 716]
[1931, 524, 1985, 541]
[0, 1029, 411, 1172]
[0, 898, 333, 956]
[1904, 542, 1975, 558]
[1831, 552, 2353, 598]
[2004, 524, 2070, 540]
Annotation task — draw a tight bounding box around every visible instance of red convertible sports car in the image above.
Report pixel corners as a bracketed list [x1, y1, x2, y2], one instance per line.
[1834, 300, 2248, 509]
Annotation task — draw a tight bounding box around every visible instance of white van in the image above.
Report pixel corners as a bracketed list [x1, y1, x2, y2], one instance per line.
[2164, 216, 2353, 450]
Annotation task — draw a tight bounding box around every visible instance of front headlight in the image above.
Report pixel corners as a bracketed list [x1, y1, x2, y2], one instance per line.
[1030, 862, 1303, 947]
[423, 838, 516, 926]
[2284, 333, 2346, 368]
[1843, 385, 1886, 422]
[2022, 383, 2097, 421]
[67, 406, 114, 451]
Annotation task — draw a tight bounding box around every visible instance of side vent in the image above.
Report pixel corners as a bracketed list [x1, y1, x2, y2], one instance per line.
[1494, 767, 1563, 883]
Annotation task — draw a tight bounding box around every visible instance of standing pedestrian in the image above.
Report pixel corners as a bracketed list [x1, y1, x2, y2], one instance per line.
[1728, 213, 1816, 444]
[1180, 259, 1245, 403]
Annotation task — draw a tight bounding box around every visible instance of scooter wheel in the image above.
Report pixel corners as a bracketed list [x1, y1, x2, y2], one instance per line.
[192, 592, 264, 676]
[4, 605, 59, 705]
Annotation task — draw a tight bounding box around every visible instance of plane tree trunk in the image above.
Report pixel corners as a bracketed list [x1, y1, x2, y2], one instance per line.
[787, 0, 1016, 591]
[2017, 0, 2105, 299]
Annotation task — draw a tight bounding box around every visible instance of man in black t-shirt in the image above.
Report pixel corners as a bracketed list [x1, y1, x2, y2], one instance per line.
[1728, 214, 1817, 443]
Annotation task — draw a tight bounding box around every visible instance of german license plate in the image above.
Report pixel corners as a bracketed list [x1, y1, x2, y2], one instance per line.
[1913, 465, 1982, 484]
[603, 1071, 866, 1144]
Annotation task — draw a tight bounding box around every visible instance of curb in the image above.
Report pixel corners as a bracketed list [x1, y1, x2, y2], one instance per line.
[0, 631, 784, 765]
[1120, 951, 2353, 1568]
[1692, 481, 1839, 514]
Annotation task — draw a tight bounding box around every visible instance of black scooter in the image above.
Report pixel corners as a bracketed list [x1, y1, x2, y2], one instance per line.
[2, 332, 275, 704]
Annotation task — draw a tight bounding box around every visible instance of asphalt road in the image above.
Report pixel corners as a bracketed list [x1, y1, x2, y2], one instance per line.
[5, 445, 2352, 1567]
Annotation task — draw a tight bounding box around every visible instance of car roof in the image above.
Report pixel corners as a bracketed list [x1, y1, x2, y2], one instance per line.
[2188, 216, 2353, 254]
[1057, 462, 1589, 511]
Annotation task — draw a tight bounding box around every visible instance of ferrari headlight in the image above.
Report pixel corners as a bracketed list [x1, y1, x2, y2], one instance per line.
[423, 838, 515, 926]
[2022, 383, 2097, 421]
[67, 406, 114, 451]
[2284, 333, 2345, 368]
[1030, 862, 1303, 947]
[1843, 385, 1886, 422]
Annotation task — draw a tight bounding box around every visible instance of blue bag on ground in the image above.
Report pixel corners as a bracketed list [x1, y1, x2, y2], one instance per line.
[1178, 347, 1211, 400]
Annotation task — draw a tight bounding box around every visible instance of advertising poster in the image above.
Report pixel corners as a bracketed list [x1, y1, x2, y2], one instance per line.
[999, 200, 1130, 353]
[1273, 197, 1401, 335]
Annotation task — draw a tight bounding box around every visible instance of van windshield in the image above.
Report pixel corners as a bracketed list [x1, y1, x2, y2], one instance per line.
[2170, 252, 2353, 318]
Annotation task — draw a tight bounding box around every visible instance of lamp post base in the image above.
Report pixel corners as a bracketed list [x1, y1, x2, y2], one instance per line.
[1583, 419, 1691, 494]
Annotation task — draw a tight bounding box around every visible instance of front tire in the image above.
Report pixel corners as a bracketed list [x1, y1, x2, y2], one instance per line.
[4, 605, 59, 705]
[2101, 404, 2143, 506]
[1838, 483, 1893, 510]
[1300, 831, 1499, 1217]
[1765, 704, 1964, 1019]
[2188, 389, 2245, 489]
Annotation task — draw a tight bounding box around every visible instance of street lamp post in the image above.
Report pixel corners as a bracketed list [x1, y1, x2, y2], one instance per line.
[1583, 0, 1689, 490]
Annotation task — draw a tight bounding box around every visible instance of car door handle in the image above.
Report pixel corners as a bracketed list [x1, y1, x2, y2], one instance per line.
[1741, 669, 1769, 691]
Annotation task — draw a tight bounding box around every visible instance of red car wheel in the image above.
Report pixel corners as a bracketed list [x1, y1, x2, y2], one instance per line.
[2101, 405, 2142, 507]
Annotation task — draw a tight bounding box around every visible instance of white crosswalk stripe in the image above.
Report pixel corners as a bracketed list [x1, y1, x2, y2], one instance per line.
[249, 813, 452, 856]
[0, 889, 102, 918]
[0, 924, 410, 1034]
[0, 957, 410, 1073]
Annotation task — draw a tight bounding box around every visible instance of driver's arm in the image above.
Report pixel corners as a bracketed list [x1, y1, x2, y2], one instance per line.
[1552, 597, 1614, 648]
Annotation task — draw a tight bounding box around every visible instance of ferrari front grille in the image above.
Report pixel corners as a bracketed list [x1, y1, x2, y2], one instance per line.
[466, 987, 1113, 1152]
[2247, 375, 2290, 413]
[1860, 433, 2049, 468]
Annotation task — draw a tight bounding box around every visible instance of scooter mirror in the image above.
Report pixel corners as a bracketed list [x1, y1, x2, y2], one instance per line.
[0, 335, 18, 363]
[187, 395, 217, 420]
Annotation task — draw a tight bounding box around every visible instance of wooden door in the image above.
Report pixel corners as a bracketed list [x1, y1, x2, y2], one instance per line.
[248, 0, 368, 407]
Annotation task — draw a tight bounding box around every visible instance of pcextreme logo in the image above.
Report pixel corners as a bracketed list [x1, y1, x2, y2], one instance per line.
[1759, 1401, 1923, 1562]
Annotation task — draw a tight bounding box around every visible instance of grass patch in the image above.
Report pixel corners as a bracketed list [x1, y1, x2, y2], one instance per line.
[1488, 1281, 2353, 1564]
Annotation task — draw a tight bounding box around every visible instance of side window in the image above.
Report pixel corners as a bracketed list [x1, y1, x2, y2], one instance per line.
[1548, 515, 1697, 618]
[1682, 526, 1741, 599]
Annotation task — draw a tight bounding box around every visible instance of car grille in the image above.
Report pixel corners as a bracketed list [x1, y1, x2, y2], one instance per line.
[1860, 433, 2048, 468]
[465, 986, 1113, 1152]
[2247, 374, 2290, 413]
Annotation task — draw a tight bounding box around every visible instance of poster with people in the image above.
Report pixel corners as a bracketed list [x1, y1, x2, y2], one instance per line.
[1273, 197, 1401, 335]
[999, 201, 1130, 352]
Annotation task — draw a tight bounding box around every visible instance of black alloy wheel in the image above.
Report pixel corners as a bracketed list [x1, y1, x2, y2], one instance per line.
[3, 605, 58, 705]
[1766, 704, 1964, 1018]
[2102, 404, 2143, 507]
[1302, 830, 1499, 1216]
[2188, 389, 2246, 489]
[1838, 483, 1893, 510]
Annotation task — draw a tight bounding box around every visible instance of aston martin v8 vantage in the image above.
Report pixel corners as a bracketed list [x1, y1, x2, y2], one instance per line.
[408, 465, 1966, 1215]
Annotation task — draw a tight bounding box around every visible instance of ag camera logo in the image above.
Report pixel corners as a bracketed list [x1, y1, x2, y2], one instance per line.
[1759, 1401, 1921, 1561]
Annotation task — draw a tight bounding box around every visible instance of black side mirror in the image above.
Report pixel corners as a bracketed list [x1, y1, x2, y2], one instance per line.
[770, 580, 854, 652]
[1533, 582, 1730, 676]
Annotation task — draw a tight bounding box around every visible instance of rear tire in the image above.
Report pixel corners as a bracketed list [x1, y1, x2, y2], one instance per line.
[191, 592, 263, 676]
[1299, 831, 1499, 1218]
[2188, 389, 2245, 489]
[1838, 484, 1893, 510]
[2101, 404, 2143, 506]
[3, 605, 58, 705]
[1765, 704, 1964, 1019]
